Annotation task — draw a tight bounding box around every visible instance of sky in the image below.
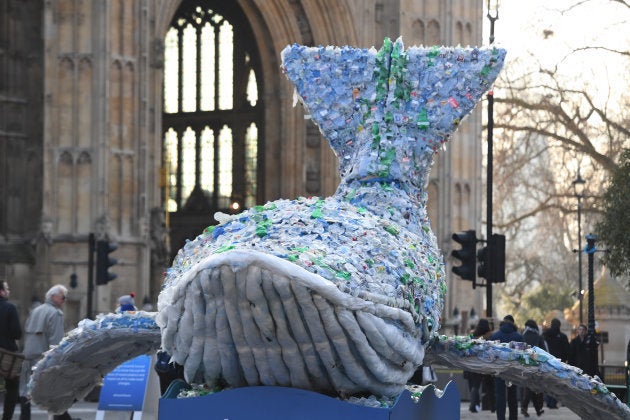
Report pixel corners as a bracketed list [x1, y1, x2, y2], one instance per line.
[487, 0, 629, 96]
[491, 0, 628, 54]
[481, 0, 630, 162]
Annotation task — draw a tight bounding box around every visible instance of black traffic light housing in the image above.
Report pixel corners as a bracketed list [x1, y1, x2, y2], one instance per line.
[96, 240, 118, 285]
[477, 246, 488, 279]
[491, 234, 506, 283]
[477, 234, 506, 284]
[451, 230, 477, 287]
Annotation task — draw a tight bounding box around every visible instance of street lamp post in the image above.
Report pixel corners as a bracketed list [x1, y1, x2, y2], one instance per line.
[585, 234, 599, 375]
[487, 0, 499, 44]
[572, 170, 586, 324]
[485, 0, 499, 318]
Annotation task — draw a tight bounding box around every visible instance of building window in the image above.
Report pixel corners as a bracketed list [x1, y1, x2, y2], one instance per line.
[163, 1, 262, 215]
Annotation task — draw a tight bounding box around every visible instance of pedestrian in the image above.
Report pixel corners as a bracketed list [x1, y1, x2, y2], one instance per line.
[541, 318, 569, 409]
[0, 280, 23, 420]
[465, 318, 492, 413]
[481, 368, 496, 413]
[569, 323, 598, 377]
[520, 320, 546, 417]
[19, 285, 75, 420]
[489, 315, 524, 420]
[154, 349, 185, 395]
[407, 322, 437, 387]
[116, 292, 137, 313]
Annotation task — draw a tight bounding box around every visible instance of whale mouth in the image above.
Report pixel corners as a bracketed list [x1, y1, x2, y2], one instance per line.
[157, 249, 426, 398]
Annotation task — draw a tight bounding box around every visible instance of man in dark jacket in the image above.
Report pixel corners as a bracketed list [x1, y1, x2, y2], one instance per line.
[465, 319, 493, 413]
[542, 318, 569, 408]
[569, 324, 598, 377]
[489, 315, 524, 420]
[0, 280, 23, 420]
[520, 320, 546, 417]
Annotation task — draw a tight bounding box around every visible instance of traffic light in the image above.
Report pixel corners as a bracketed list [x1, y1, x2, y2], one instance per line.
[477, 246, 488, 279]
[477, 234, 506, 283]
[491, 234, 506, 283]
[96, 240, 118, 285]
[451, 230, 477, 286]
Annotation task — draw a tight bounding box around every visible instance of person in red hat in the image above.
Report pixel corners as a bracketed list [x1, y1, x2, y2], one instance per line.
[116, 292, 137, 313]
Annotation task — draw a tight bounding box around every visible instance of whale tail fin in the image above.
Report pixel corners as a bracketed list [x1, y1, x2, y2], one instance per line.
[282, 38, 506, 184]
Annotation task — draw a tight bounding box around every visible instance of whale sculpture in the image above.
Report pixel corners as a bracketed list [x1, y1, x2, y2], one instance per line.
[27, 39, 630, 419]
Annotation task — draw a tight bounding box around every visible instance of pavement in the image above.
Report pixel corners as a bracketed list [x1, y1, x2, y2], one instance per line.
[5, 400, 135, 420]
[458, 404, 580, 420]
[0, 399, 582, 420]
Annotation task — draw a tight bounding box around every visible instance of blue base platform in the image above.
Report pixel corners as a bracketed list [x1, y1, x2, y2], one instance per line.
[159, 382, 461, 420]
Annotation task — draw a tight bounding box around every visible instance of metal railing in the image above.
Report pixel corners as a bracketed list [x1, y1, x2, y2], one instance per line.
[599, 365, 628, 404]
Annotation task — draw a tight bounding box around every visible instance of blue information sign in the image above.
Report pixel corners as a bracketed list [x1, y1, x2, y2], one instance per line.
[98, 354, 152, 411]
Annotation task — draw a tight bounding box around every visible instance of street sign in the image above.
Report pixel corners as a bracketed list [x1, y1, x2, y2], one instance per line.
[97, 354, 152, 419]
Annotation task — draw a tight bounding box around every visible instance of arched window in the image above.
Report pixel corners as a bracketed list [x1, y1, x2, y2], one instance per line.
[163, 1, 263, 254]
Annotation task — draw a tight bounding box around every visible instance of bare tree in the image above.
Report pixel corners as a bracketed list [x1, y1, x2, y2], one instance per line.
[487, 0, 630, 315]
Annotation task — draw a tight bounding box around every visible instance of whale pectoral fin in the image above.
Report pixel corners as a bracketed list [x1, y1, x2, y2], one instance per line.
[425, 337, 630, 420]
[29, 312, 161, 414]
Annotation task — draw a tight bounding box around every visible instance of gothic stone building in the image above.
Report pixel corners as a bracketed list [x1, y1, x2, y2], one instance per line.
[1, 0, 486, 329]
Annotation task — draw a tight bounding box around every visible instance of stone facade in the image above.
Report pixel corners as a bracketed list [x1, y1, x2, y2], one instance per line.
[0, 0, 486, 329]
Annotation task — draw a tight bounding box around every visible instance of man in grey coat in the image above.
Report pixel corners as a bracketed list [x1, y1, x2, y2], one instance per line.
[19, 285, 72, 420]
